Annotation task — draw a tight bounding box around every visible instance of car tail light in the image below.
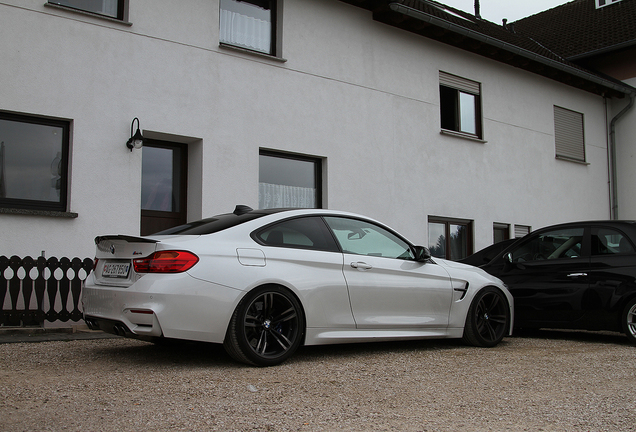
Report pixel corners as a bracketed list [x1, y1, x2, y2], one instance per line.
[93, 258, 99, 271]
[133, 251, 199, 273]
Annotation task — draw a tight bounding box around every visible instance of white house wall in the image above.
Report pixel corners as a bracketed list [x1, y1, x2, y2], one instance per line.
[613, 77, 636, 220]
[0, 0, 614, 259]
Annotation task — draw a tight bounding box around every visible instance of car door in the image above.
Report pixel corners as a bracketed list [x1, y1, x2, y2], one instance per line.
[323, 216, 453, 329]
[586, 225, 636, 330]
[501, 226, 590, 325]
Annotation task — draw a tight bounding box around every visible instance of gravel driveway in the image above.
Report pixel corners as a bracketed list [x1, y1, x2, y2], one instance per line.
[1, 330, 634, 431]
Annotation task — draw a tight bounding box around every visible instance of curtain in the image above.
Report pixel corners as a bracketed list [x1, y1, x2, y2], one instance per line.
[220, 10, 271, 54]
[259, 183, 316, 209]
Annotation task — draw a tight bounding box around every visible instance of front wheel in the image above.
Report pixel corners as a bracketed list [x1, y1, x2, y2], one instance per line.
[224, 286, 305, 366]
[462, 287, 510, 347]
[621, 298, 636, 345]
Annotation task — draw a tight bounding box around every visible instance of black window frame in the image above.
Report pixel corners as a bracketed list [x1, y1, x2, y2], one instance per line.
[0, 112, 70, 213]
[439, 72, 483, 140]
[219, 0, 282, 58]
[428, 217, 474, 260]
[47, 0, 128, 21]
[259, 150, 322, 210]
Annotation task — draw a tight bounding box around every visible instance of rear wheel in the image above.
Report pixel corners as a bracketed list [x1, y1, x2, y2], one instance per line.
[463, 287, 510, 347]
[224, 286, 305, 366]
[621, 298, 636, 344]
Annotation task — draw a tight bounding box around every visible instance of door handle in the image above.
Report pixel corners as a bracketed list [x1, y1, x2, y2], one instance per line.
[351, 262, 373, 270]
[567, 273, 588, 277]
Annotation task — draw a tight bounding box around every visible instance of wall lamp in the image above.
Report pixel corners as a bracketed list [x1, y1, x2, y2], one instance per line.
[126, 117, 144, 151]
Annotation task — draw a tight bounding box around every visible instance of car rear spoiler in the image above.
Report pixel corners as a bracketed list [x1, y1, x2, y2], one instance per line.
[94, 235, 159, 245]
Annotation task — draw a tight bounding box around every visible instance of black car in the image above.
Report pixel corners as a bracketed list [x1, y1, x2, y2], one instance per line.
[479, 221, 636, 343]
[458, 238, 517, 267]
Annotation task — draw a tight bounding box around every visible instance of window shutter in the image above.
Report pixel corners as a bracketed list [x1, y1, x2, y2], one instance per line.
[514, 225, 530, 238]
[554, 106, 585, 162]
[439, 71, 480, 95]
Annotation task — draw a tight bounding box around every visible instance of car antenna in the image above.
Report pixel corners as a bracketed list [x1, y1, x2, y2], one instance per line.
[233, 205, 253, 215]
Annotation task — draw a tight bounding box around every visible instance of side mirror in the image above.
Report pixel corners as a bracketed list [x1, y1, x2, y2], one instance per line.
[503, 252, 517, 271]
[414, 246, 432, 262]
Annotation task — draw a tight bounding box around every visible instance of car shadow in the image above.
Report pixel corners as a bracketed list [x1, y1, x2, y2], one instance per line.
[512, 328, 630, 346]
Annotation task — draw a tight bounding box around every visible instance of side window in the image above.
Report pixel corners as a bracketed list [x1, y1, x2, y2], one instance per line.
[324, 217, 415, 260]
[219, 0, 280, 56]
[511, 227, 584, 262]
[592, 227, 635, 255]
[254, 217, 339, 252]
[0, 112, 70, 212]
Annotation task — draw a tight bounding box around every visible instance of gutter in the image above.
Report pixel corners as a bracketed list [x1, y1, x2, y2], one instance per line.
[388, 2, 636, 97]
[608, 93, 635, 220]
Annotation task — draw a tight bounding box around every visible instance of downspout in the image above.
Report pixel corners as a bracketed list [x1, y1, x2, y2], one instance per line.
[609, 93, 635, 220]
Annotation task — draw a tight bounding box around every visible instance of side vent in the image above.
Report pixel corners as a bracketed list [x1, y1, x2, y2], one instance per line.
[233, 205, 254, 215]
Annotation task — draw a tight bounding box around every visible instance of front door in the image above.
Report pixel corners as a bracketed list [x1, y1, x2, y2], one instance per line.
[323, 216, 453, 329]
[141, 140, 187, 235]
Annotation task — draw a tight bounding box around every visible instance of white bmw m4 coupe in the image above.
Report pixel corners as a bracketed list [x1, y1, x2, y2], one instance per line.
[83, 205, 513, 366]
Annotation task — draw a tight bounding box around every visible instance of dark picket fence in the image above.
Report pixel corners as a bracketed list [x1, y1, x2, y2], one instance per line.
[0, 255, 94, 327]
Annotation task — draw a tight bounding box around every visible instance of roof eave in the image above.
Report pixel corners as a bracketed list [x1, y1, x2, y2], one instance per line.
[368, 1, 635, 98]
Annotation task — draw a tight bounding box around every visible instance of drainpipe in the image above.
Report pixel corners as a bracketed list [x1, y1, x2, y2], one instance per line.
[609, 93, 635, 220]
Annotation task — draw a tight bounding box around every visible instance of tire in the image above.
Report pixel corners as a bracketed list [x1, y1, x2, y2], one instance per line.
[462, 287, 510, 347]
[621, 297, 636, 345]
[224, 286, 305, 366]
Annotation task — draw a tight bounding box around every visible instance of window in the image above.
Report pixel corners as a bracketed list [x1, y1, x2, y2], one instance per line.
[428, 217, 473, 260]
[514, 225, 531, 238]
[141, 140, 188, 236]
[254, 217, 339, 252]
[439, 71, 482, 139]
[510, 227, 584, 262]
[554, 106, 585, 162]
[219, 0, 279, 56]
[0, 112, 69, 212]
[493, 223, 510, 243]
[324, 217, 415, 260]
[259, 151, 321, 209]
[48, 0, 127, 20]
[591, 227, 635, 255]
[596, 0, 622, 8]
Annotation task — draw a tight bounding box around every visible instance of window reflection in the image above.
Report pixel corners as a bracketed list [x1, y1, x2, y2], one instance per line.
[0, 117, 66, 205]
[142, 146, 176, 212]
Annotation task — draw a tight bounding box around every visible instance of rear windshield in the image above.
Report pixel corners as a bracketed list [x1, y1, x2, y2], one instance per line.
[152, 212, 269, 235]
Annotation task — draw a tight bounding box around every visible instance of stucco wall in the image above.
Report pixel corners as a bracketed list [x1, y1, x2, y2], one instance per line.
[0, 0, 615, 258]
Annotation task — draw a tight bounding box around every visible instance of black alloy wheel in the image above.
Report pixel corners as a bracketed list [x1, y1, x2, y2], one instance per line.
[224, 286, 305, 366]
[622, 298, 636, 345]
[462, 287, 510, 347]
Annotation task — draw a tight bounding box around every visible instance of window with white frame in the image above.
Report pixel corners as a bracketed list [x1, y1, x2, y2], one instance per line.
[48, 0, 127, 20]
[259, 151, 321, 209]
[596, 0, 621, 9]
[219, 0, 279, 56]
[554, 105, 585, 162]
[0, 112, 70, 212]
[439, 71, 482, 139]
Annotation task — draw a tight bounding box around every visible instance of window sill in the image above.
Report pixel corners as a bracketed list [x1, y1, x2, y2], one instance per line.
[219, 43, 287, 63]
[556, 155, 590, 165]
[0, 208, 78, 218]
[44, 3, 132, 26]
[440, 129, 486, 143]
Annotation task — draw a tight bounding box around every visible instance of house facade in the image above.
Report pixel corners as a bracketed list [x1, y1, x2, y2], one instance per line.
[1, 0, 634, 266]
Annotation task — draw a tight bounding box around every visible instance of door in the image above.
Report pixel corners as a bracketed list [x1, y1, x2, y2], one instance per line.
[141, 140, 187, 235]
[504, 226, 590, 325]
[323, 216, 453, 329]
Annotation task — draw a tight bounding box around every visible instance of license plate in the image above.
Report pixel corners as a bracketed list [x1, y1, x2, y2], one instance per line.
[102, 262, 131, 278]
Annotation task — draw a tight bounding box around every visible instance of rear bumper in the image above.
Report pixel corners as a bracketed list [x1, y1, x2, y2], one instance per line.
[82, 272, 243, 344]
